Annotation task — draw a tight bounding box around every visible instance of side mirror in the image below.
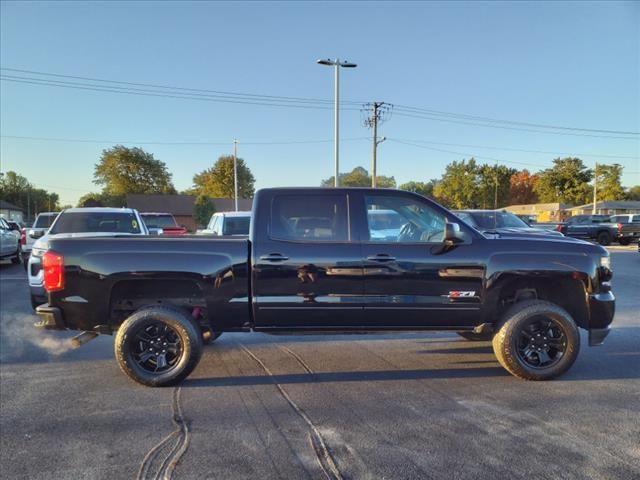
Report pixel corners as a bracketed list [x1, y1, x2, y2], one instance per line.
[29, 229, 44, 239]
[444, 222, 465, 245]
[148, 228, 163, 236]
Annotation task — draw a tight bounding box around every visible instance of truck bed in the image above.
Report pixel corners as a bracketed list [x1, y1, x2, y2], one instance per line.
[45, 235, 251, 332]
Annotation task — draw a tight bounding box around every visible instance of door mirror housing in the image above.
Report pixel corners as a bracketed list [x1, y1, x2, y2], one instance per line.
[444, 222, 465, 245]
[29, 229, 44, 239]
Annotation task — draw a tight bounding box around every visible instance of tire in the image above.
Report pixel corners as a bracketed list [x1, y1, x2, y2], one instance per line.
[457, 331, 493, 341]
[115, 306, 203, 387]
[618, 238, 631, 246]
[596, 231, 611, 246]
[492, 300, 580, 381]
[11, 250, 20, 265]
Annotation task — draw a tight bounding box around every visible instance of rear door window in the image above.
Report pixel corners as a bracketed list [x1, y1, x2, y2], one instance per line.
[270, 194, 349, 242]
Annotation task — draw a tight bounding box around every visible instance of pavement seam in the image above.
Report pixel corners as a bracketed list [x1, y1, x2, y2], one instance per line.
[240, 343, 343, 480]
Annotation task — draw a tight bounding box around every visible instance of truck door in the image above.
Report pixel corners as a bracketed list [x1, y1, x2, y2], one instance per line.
[252, 191, 365, 329]
[357, 191, 484, 328]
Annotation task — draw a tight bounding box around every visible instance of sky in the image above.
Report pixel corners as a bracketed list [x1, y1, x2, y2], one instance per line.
[1, 0, 639, 206]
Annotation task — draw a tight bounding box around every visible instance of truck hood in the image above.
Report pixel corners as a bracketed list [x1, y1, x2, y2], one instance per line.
[482, 227, 569, 240]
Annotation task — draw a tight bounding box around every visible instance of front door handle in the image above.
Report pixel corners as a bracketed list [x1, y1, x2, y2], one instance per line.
[260, 253, 289, 262]
[366, 254, 396, 262]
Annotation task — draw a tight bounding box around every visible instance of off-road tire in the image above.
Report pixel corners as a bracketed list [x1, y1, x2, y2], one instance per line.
[617, 238, 631, 246]
[457, 332, 493, 341]
[115, 306, 203, 387]
[492, 300, 580, 381]
[597, 231, 611, 246]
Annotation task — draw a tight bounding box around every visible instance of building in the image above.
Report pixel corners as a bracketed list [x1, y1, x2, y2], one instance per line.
[126, 194, 253, 231]
[568, 200, 640, 216]
[0, 200, 25, 224]
[503, 202, 571, 222]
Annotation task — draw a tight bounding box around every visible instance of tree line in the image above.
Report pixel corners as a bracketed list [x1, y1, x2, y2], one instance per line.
[2, 145, 639, 225]
[321, 158, 639, 210]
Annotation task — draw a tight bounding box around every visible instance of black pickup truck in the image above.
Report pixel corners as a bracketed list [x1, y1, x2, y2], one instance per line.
[559, 214, 623, 246]
[35, 188, 615, 386]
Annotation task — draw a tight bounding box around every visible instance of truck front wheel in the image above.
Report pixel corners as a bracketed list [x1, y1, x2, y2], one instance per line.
[492, 300, 580, 381]
[115, 306, 203, 387]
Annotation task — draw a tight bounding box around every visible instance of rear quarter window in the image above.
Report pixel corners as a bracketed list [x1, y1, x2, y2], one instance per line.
[270, 194, 349, 242]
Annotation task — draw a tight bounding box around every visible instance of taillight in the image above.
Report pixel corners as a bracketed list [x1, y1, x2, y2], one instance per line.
[20, 228, 26, 245]
[42, 251, 64, 292]
[617, 223, 623, 233]
[555, 224, 562, 232]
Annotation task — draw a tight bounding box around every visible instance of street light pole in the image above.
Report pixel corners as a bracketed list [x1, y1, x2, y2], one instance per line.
[317, 58, 357, 187]
[233, 138, 239, 212]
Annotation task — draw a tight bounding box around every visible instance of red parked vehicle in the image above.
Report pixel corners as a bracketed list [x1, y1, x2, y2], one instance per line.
[140, 213, 187, 236]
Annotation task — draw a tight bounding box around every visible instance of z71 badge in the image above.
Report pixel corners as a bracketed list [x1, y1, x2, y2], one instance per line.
[447, 291, 476, 298]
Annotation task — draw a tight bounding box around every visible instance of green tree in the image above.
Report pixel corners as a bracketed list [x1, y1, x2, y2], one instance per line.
[321, 166, 396, 188]
[626, 185, 640, 200]
[192, 155, 255, 198]
[477, 164, 517, 209]
[193, 195, 216, 227]
[399, 180, 437, 198]
[94, 146, 176, 196]
[76, 192, 126, 208]
[507, 170, 539, 205]
[534, 158, 593, 205]
[432, 158, 480, 209]
[0, 171, 60, 216]
[594, 164, 625, 201]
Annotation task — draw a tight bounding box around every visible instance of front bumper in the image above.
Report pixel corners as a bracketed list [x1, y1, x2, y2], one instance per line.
[588, 291, 615, 346]
[34, 305, 66, 330]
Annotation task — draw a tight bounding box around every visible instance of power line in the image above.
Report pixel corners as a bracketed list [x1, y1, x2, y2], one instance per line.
[3, 68, 637, 139]
[1, 75, 366, 111]
[394, 104, 639, 136]
[0, 134, 369, 145]
[392, 138, 640, 161]
[0, 67, 363, 106]
[393, 111, 639, 140]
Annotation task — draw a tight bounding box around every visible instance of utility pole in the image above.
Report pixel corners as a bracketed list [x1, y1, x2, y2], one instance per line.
[233, 139, 239, 212]
[593, 162, 598, 214]
[362, 102, 392, 187]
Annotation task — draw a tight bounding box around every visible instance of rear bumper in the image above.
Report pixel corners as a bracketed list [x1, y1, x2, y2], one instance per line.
[588, 291, 615, 346]
[35, 305, 66, 330]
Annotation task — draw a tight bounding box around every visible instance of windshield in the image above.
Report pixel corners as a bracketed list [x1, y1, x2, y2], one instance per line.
[222, 216, 250, 235]
[34, 213, 59, 229]
[141, 214, 178, 229]
[49, 211, 142, 234]
[469, 211, 529, 229]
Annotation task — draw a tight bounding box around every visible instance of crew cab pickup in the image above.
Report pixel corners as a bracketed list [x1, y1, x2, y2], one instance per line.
[35, 188, 615, 386]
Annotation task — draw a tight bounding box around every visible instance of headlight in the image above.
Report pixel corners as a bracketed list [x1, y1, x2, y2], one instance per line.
[600, 256, 611, 270]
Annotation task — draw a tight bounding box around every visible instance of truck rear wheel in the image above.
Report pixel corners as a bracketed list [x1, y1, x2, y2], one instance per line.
[115, 306, 203, 387]
[457, 332, 493, 341]
[492, 300, 580, 381]
[597, 231, 611, 246]
[617, 237, 631, 246]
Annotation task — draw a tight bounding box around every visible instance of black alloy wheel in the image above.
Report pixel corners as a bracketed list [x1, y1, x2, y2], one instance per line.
[515, 316, 567, 369]
[129, 321, 183, 374]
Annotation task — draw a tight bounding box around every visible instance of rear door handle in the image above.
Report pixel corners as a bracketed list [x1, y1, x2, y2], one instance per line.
[259, 253, 289, 262]
[366, 254, 396, 262]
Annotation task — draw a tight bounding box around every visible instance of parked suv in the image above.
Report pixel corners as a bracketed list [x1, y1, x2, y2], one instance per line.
[199, 211, 251, 236]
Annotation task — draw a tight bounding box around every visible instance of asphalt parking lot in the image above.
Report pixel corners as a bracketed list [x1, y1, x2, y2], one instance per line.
[1, 249, 638, 480]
